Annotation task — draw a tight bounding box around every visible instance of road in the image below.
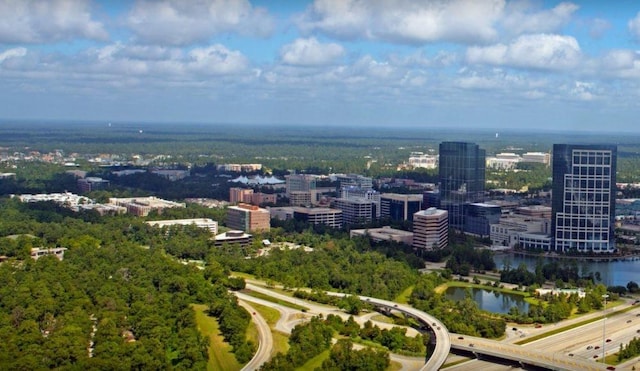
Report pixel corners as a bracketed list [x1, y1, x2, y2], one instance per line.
[237, 300, 273, 371]
[525, 303, 640, 366]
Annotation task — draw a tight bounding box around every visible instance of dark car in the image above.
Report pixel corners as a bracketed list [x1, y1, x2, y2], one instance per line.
[606, 339, 612, 343]
[458, 336, 464, 340]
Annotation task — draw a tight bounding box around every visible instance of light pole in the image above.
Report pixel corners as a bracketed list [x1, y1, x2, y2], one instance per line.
[602, 294, 609, 363]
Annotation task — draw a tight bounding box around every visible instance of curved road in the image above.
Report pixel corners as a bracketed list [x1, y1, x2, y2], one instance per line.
[237, 300, 273, 371]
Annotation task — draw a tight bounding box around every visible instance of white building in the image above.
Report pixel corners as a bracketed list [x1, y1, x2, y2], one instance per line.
[413, 208, 448, 251]
[146, 218, 218, 235]
[408, 153, 438, 169]
[522, 152, 550, 165]
[350, 226, 413, 245]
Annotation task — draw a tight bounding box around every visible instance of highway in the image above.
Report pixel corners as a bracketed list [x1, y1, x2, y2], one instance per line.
[237, 281, 638, 370]
[526, 304, 640, 364]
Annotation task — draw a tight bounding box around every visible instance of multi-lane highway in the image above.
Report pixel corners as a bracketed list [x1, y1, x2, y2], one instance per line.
[237, 280, 639, 370]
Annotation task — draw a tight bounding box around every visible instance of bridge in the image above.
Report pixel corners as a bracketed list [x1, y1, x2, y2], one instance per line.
[450, 334, 610, 371]
[327, 292, 451, 371]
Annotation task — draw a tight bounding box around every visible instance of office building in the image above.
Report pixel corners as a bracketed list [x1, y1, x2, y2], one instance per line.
[551, 144, 617, 253]
[293, 207, 343, 229]
[464, 203, 501, 238]
[77, 177, 109, 193]
[522, 152, 551, 165]
[380, 193, 423, 222]
[336, 174, 373, 190]
[108, 197, 186, 216]
[229, 187, 253, 204]
[214, 230, 253, 248]
[227, 203, 271, 232]
[413, 208, 448, 251]
[438, 142, 486, 230]
[350, 226, 413, 245]
[334, 198, 376, 227]
[285, 174, 318, 206]
[146, 218, 218, 235]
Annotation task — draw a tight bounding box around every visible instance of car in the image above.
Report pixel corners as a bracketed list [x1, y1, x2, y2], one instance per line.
[394, 304, 398, 307]
[252, 312, 256, 315]
[437, 326, 441, 330]
[627, 320, 632, 323]
[512, 327, 517, 331]
[606, 367, 616, 371]
[587, 346, 593, 350]
[595, 346, 601, 350]
[458, 336, 464, 340]
[535, 324, 542, 328]
[469, 343, 475, 347]
[568, 353, 574, 357]
[593, 355, 599, 359]
[637, 329, 640, 333]
[432, 322, 437, 326]
[606, 339, 612, 343]
[636, 313, 640, 317]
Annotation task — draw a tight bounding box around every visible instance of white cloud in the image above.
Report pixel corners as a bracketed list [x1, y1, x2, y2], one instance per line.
[280, 38, 345, 66]
[569, 81, 596, 101]
[501, 1, 578, 35]
[297, 0, 504, 44]
[0, 47, 27, 62]
[628, 12, 640, 41]
[126, 0, 274, 46]
[0, 0, 108, 43]
[466, 34, 581, 70]
[587, 18, 611, 39]
[187, 45, 249, 75]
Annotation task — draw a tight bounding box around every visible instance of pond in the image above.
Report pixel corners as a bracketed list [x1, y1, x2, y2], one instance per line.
[444, 287, 530, 314]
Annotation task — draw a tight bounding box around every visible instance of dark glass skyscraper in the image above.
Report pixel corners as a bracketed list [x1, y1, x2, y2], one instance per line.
[438, 142, 486, 229]
[551, 144, 617, 253]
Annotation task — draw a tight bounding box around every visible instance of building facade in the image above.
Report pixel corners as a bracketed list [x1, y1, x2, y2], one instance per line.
[380, 193, 423, 222]
[412, 208, 448, 251]
[229, 187, 254, 204]
[438, 141, 485, 230]
[226, 203, 271, 232]
[293, 207, 343, 229]
[334, 198, 376, 227]
[551, 144, 617, 253]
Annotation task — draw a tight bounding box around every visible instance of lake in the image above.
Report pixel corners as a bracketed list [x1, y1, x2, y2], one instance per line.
[445, 286, 530, 314]
[493, 253, 640, 287]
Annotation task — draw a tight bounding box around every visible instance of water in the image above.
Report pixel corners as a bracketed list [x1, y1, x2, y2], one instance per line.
[444, 287, 530, 314]
[493, 253, 640, 287]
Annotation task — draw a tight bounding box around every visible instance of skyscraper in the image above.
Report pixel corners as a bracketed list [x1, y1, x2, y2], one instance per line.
[551, 144, 617, 253]
[438, 141, 486, 230]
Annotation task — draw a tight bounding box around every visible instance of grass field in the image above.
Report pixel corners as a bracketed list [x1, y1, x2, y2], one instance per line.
[191, 304, 242, 371]
[297, 349, 330, 370]
[248, 302, 290, 356]
[241, 289, 309, 311]
[394, 285, 413, 304]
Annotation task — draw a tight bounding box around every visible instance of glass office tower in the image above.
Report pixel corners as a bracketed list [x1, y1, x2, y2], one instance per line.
[551, 144, 617, 253]
[438, 142, 486, 230]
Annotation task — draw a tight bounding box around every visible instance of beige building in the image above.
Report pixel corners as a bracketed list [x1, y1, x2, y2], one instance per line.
[108, 197, 185, 216]
[229, 187, 254, 204]
[146, 218, 218, 235]
[350, 226, 413, 245]
[227, 203, 270, 232]
[413, 208, 448, 251]
[293, 207, 343, 229]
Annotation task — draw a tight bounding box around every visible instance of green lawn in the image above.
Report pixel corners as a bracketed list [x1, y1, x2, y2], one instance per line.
[394, 285, 413, 304]
[191, 304, 242, 371]
[296, 349, 330, 370]
[249, 302, 290, 356]
[241, 289, 309, 311]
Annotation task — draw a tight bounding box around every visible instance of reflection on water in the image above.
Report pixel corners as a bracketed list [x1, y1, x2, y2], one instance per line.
[493, 253, 640, 287]
[444, 287, 529, 314]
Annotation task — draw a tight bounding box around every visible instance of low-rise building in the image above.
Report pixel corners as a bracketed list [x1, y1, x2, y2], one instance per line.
[78, 177, 110, 193]
[146, 218, 218, 235]
[293, 207, 342, 229]
[350, 226, 413, 245]
[31, 247, 67, 261]
[108, 197, 186, 216]
[214, 230, 253, 248]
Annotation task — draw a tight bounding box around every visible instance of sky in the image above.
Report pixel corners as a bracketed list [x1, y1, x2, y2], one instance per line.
[2, 0, 640, 131]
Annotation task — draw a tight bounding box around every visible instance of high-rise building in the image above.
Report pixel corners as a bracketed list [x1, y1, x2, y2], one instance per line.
[551, 144, 617, 253]
[334, 198, 376, 227]
[438, 142, 486, 230]
[413, 208, 448, 251]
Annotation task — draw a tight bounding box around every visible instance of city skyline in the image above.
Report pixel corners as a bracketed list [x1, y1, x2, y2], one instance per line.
[2, 1, 640, 131]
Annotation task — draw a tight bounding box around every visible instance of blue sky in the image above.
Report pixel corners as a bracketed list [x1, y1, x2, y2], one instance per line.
[2, 0, 640, 131]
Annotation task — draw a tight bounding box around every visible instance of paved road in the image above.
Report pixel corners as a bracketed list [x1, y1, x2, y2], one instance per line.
[237, 300, 273, 371]
[525, 303, 640, 367]
[239, 283, 434, 370]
